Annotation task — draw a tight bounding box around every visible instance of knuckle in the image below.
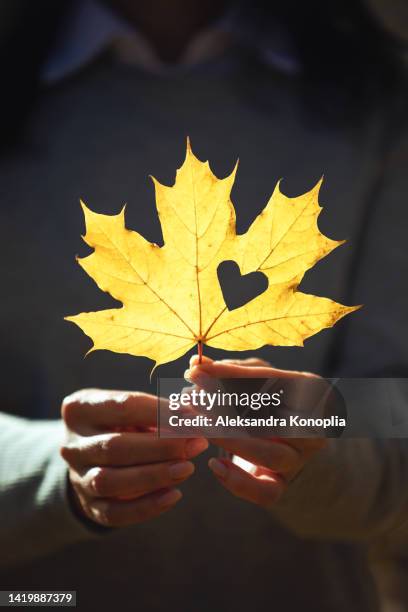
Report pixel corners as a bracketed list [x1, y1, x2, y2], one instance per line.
[245, 357, 270, 366]
[60, 444, 79, 465]
[98, 391, 147, 429]
[110, 392, 141, 424]
[99, 434, 123, 462]
[61, 388, 104, 422]
[68, 468, 83, 492]
[61, 388, 97, 424]
[128, 391, 143, 401]
[101, 392, 128, 411]
[61, 396, 81, 427]
[112, 391, 142, 408]
[91, 467, 111, 496]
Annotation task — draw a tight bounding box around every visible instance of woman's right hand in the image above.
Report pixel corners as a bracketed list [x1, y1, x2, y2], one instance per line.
[60, 388, 208, 527]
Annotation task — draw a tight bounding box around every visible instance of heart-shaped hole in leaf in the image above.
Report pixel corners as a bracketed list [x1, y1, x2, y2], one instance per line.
[217, 260, 268, 311]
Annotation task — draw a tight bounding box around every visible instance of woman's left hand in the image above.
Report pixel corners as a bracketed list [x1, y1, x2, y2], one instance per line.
[185, 356, 326, 509]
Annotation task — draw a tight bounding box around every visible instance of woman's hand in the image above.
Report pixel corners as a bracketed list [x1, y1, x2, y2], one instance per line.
[186, 356, 326, 509]
[61, 388, 208, 527]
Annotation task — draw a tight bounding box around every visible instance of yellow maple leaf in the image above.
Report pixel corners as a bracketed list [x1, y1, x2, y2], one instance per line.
[66, 140, 360, 368]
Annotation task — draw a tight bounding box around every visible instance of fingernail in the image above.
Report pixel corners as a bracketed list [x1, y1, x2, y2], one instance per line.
[157, 488, 182, 509]
[185, 438, 209, 458]
[209, 458, 228, 480]
[169, 461, 194, 480]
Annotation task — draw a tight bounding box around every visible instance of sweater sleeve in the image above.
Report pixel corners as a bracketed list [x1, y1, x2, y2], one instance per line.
[272, 438, 408, 548]
[0, 412, 104, 569]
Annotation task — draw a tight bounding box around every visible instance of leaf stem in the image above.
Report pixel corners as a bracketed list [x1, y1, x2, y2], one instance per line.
[198, 340, 203, 364]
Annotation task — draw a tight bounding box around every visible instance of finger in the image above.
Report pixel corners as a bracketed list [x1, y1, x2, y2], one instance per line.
[220, 358, 271, 367]
[61, 433, 208, 468]
[232, 442, 321, 482]
[189, 355, 270, 368]
[208, 458, 285, 508]
[188, 361, 317, 383]
[189, 354, 213, 367]
[184, 367, 220, 391]
[209, 438, 301, 475]
[62, 389, 166, 435]
[232, 438, 327, 482]
[76, 460, 195, 499]
[88, 488, 183, 527]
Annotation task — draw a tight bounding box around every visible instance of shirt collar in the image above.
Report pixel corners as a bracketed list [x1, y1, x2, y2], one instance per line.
[42, 0, 300, 84]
